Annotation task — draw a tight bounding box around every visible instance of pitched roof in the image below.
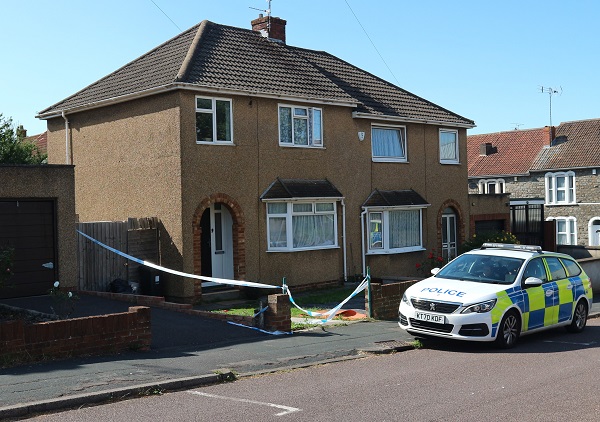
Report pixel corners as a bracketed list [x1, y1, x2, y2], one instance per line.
[260, 178, 343, 200]
[24, 132, 47, 154]
[530, 118, 600, 171]
[467, 127, 550, 177]
[362, 189, 429, 208]
[38, 20, 473, 127]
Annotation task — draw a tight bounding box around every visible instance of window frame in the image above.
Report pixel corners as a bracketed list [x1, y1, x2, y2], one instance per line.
[278, 104, 323, 148]
[266, 200, 338, 252]
[366, 207, 425, 254]
[478, 178, 505, 194]
[195, 96, 234, 144]
[370, 124, 408, 162]
[548, 216, 577, 245]
[545, 171, 576, 205]
[439, 129, 459, 164]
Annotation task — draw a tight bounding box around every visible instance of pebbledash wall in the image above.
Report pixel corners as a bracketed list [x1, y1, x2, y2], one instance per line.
[0, 306, 151, 364]
[46, 89, 471, 304]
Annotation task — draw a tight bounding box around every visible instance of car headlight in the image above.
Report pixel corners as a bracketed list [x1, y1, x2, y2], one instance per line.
[461, 299, 496, 314]
[401, 293, 411, 307]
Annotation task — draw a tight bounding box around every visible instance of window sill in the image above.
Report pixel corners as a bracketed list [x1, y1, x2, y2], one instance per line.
[279, 144, 325, 149]
[372, 158, 408, 163]
[267, 245, 339, 253]
[196, 141, 235, 146]
[367, 247, 425, 255]
[440, 161, 460, 165]
[545, 203, 578, 207]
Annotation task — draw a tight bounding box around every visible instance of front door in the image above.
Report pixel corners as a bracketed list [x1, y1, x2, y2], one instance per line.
[441, 208, 457, 262]
[200, 203, 234, 287]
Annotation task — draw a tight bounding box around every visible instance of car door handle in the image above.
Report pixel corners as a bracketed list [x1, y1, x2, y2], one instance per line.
[566, 283, 573, 289]
[545, 290, 554, 297]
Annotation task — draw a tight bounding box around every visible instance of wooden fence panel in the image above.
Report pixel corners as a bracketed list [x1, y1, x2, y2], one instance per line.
[78, 221, 128, 291]
[77, 218, 160, 292]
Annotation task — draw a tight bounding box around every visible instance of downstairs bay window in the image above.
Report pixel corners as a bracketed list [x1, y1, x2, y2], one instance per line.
[267, 201, 337, 251]
[367, 207, 425, 254]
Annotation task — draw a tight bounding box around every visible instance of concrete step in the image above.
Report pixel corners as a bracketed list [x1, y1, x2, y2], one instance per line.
[202, 288, 240, 302]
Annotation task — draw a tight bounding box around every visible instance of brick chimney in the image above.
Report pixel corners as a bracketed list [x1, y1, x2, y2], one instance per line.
[544, 126, 556, 145]
[251, 14, 287, 43]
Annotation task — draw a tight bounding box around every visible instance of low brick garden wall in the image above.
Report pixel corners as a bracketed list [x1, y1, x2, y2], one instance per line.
[367, 280, 419, 320]
[0, 306, 151, 365]
[81, 290, 291, 332]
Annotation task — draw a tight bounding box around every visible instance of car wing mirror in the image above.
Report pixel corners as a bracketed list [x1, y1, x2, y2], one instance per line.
[431, 268, 440, 275]
[524, 276, 543, 286]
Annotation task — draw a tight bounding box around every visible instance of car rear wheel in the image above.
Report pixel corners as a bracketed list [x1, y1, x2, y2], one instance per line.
[566, 300, 588, 333]
[495, 310, 520, 349]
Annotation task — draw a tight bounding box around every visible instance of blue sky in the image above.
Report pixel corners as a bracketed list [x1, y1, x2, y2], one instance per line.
[2, 0, 598, 135]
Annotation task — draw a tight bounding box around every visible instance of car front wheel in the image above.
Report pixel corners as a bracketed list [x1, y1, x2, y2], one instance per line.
[495, 310, 520, 349]
[566, 300, 588, 333]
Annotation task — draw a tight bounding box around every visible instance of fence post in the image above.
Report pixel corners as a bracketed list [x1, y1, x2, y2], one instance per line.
[366, 267, 372, 319]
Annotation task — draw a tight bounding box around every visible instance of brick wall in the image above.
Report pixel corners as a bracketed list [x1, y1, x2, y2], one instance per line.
[0, 306, 151, 365]
[367, 280, 419, 320]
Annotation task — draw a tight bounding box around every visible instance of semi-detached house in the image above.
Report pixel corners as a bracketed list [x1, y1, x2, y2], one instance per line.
[37, 16, 474, 303]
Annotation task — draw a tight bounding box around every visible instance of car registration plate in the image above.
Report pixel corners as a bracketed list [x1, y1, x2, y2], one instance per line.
[414, 312, 445, 324]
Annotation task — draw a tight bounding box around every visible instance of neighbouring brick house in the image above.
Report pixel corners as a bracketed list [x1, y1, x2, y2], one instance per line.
[37, 16, 474, 303]
[468, 119, 600, 247]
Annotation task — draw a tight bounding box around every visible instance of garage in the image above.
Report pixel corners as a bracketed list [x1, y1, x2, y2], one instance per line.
[0, 200, 57, 299]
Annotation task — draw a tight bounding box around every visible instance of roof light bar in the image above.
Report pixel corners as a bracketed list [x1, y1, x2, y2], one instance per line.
[480, 243, 542, 252]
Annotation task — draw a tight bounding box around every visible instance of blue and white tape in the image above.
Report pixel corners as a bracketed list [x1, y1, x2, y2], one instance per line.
[76, 230, 280, 290]
[287, 276, 369, 323]
[227, 321, 291, 335]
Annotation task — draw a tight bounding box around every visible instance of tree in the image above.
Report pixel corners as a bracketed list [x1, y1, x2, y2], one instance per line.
[0, 114, 47, 164]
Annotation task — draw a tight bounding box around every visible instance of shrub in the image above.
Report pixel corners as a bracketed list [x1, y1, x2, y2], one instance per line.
[460, 230, 519, 253]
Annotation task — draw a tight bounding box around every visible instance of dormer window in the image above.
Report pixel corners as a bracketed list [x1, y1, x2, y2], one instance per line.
[278, 105, 322, 147]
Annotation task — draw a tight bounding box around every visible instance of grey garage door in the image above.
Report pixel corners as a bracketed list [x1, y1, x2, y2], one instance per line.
[0, 200, 57, 299]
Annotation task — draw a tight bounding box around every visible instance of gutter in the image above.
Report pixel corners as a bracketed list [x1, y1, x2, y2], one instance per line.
[37, 84, 358, 121]
[352, 111, 476, 129]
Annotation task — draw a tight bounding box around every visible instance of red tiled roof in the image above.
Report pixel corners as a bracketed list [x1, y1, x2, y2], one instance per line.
[467, 127, 551, 177]
[24, 131, 47, 154]
[531, 118, 600, 170]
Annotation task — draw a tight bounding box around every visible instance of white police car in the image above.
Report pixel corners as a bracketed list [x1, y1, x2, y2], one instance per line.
[399, 243, 593, 348]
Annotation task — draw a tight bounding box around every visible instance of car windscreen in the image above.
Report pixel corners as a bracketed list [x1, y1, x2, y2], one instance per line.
[435, 254, 525, 284]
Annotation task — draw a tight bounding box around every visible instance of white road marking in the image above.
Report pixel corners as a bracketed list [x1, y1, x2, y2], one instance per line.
[188, 391, 301, 416]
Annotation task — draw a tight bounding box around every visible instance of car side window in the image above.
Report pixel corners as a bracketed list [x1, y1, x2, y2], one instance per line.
[560, 258, 582, 277]
[522, 258, 548, 285]
[545, 257, 567, 280]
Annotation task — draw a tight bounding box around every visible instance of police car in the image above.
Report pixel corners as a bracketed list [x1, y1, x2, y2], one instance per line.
[398, 243, 593, 348]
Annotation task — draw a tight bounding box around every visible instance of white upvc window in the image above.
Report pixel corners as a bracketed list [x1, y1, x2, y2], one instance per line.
[478, 178, 505, 194]
[549, 216, 577, 245]
[266, 201, 337, 251]
[196, 96, 233, 143]
[440, 129, 459, 164]
[367, 207, 425, 254]
[278, 105, 323, 147]
[545, 171, 576, 205]
[371, 125, 407, 162]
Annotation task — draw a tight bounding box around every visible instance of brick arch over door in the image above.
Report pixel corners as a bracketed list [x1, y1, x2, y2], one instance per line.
[192, 193, 246, 284]
[436, 199, 466, 251]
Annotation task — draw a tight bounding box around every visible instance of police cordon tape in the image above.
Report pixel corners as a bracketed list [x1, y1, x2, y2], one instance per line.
[77, 230, 370, 328]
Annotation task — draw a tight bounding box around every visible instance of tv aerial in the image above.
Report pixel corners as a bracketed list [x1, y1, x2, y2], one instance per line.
[539, 86, 562, 127]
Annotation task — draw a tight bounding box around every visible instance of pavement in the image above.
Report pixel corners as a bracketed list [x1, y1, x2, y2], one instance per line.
[1, 293, 599, 420]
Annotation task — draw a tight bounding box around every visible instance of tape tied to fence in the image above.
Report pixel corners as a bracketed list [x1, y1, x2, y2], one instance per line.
[287, 276, 370, 324]
[76, 230, 280, 290]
